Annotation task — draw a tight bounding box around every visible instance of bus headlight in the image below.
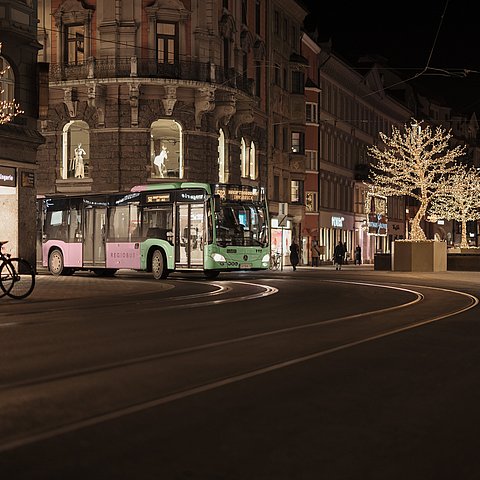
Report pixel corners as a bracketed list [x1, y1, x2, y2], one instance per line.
[211, 253, 226, 262]
[262, 253, 270, 263]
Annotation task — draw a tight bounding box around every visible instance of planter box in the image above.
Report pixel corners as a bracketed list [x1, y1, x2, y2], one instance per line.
[448, 252, 480, 271]
[374, 253, 392, 271]
[392, 240, 447, 272]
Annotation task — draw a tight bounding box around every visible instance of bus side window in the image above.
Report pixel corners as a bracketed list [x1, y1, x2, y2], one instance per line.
[143, 206, 173, 243]
[48, 209, 69, 242]
[69, 207, 82, 242]
[108, 205, 130, 242]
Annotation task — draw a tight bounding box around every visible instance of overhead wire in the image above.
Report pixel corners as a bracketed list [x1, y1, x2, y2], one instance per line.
[362, 0, 452, 98]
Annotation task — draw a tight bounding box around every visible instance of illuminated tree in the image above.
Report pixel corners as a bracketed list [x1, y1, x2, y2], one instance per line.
[368, 119, 465, 241]
[0, 42, 23, 125]
[428, 166, 480, 248]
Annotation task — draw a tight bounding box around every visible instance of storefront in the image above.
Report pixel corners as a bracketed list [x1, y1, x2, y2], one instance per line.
[0, 162, 37, 262]
[271, 216, 293, 269]
[0, 165, 19, 256]
[318, 211, 355, 263]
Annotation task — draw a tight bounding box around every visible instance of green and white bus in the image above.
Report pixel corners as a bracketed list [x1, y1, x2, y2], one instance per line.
[37, 183, 270, 279]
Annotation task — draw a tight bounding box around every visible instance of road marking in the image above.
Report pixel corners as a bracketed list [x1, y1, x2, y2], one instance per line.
[0, 282, 476, 453]
[142, 281, 278, 311]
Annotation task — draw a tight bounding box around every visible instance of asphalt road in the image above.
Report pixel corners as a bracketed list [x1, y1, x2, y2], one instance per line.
[1, 266, 480, 479]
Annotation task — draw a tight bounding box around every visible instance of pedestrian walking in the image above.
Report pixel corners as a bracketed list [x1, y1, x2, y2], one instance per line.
[354, 245, 362, 265]
[343, 242, 349, 264]
[311, 241, 321, 267]
[333, 241, 346, 270]
[290, 240, 300, 271]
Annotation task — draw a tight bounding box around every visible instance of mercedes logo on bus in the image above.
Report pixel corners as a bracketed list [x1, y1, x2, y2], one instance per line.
[243, 255, 248, 261]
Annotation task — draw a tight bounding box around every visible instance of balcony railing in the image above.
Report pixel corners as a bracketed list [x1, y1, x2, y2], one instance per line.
[49, 57, 254, 96]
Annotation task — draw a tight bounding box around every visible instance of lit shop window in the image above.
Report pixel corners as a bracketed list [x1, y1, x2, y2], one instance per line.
[150, 119, 183, 179]
[62, 120, 89, 179]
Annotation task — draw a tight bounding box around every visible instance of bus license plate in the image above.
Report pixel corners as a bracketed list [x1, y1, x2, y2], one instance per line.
[240, 263, 252, 269]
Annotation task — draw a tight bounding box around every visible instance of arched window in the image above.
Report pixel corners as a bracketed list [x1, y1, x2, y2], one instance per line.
[240, 137, 248, 178]
[0, 55, 14, 103]
[249, 141, 257, 179]
[62, 120, 90, 179]
[150, 119, 183, 179]
[0, 52, 21, 124]
[218, 129, 227, 183]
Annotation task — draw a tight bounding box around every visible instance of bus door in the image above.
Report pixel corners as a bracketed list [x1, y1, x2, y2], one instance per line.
[83, 206, 107, 267]
[176, 203, 205, 268]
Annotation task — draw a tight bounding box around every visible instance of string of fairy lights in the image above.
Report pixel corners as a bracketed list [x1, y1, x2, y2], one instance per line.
[367, 119, 480, 242]
[0, 43, 24, 125]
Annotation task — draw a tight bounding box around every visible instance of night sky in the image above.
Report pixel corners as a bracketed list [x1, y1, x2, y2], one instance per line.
[302, 0, 480, 114]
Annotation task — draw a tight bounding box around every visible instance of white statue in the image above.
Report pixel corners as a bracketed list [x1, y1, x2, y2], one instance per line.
[153, 144, 168, 178]
[73, 143, 86, 178]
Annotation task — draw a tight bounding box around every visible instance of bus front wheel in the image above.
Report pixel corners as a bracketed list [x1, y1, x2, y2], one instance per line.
[204, 270, 219, 279]
[151, 250, 168, 280]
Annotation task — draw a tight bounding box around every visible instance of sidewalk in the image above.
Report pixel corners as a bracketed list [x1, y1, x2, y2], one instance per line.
[1, 269, 172, 304]
[277, 263, 480, 286]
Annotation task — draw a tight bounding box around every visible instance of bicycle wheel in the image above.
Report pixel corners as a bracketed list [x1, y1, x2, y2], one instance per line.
[270, 256, 279, 271]
[0, 258, 35, 299]
[0, 259, 15, 298]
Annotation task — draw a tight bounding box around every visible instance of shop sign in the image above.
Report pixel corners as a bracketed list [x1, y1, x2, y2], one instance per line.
[366, 192, 388, 236]
[21, 171, 35, 188]
[0, 166, 16, 187]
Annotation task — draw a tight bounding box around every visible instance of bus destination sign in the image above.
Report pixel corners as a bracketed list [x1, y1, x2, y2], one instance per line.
[215, 185, 258, 201]
[146, 193, 171, 203]
[177, 190, 206, 202]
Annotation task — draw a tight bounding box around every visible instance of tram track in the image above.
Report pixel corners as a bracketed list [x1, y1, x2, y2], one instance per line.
[0, 281, 477, 453]
[0, 280, 277, 324]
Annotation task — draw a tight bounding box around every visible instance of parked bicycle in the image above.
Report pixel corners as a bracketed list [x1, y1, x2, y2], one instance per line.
[0, 241, 35, 299]
[270, 252, 281, 271]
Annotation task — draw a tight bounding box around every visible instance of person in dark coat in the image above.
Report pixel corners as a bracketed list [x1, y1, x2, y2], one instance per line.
[354, 245, 362, 265]
[311, 241, 321, 267]
[289, 240, 300, 271]
[333, 241, 346, 270]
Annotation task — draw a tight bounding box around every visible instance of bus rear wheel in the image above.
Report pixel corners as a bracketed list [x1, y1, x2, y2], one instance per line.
[48, 249, 70, 276]
[151, 250, 168, 280]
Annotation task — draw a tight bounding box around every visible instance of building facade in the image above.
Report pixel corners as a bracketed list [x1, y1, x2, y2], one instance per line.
[265, 0, 308, 267]
[36, 0, 269, 198]
[0, 0, 44, 264]
[35, 0, 480, 269]
[300, 41, 413, 264]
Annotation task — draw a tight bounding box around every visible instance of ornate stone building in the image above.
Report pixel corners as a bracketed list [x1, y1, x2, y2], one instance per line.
[0, 0, 44, 263]
[36, 0, 269, 195]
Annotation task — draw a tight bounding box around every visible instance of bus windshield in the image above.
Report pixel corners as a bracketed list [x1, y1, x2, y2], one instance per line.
[215, 201, 268, 247]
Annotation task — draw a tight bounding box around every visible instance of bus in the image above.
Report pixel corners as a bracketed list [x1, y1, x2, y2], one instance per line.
[37, 183, 270, 279]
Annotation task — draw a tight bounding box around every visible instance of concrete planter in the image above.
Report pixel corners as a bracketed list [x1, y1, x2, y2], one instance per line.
[447, 249, 480, 271]
[392, 240, 447, 272]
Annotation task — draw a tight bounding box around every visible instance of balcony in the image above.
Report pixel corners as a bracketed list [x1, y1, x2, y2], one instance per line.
[49, 57, 254, 96]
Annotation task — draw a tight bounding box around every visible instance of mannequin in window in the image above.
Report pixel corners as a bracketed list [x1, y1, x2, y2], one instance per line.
[153, 144, 168, 178]
[74, 143, 86, 178]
